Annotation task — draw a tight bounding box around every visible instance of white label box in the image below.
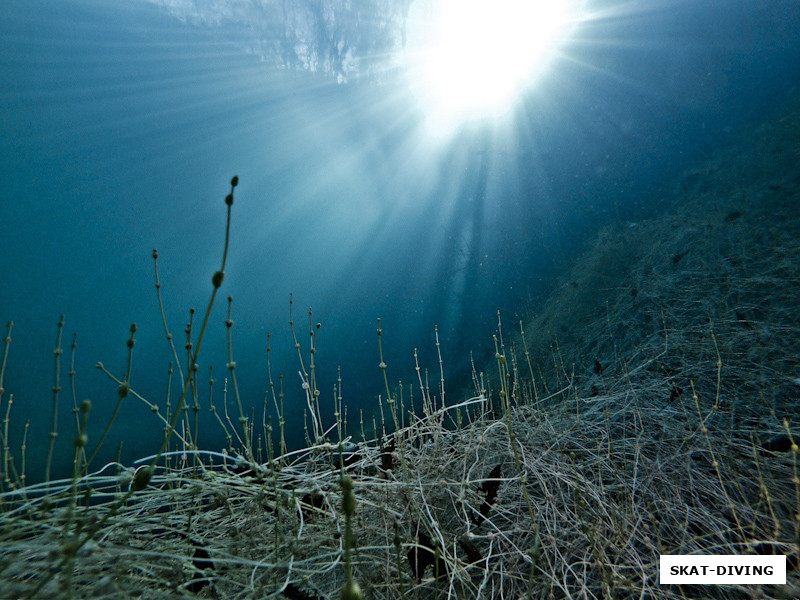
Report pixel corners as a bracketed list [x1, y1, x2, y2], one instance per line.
[660, 554, 786, 584]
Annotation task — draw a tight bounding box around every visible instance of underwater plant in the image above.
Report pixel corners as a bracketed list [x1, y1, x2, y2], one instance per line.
[1, 116, 800, 600]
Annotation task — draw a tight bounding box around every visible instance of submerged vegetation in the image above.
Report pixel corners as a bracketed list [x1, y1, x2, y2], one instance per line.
[2, 102, 800, 599]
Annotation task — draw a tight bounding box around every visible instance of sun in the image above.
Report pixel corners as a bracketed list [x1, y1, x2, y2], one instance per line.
[405, 0, 585, 133]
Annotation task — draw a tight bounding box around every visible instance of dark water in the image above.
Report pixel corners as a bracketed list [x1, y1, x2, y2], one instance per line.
[1, 0, 799, 482]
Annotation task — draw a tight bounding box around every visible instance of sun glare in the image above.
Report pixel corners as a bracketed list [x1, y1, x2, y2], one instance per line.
[406, 0, 584, 133]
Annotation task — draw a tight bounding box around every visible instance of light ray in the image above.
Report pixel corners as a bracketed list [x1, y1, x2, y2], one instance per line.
[405, 0, 586, 134]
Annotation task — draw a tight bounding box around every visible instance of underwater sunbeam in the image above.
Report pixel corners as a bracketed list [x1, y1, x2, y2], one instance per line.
[405, 0, 585, 134]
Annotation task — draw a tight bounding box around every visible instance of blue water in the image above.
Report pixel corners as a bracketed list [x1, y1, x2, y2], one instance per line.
[2, 0, 799, 481]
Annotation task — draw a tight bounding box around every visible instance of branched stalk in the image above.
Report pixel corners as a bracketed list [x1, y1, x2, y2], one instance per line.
[21, 175, 239, 600]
